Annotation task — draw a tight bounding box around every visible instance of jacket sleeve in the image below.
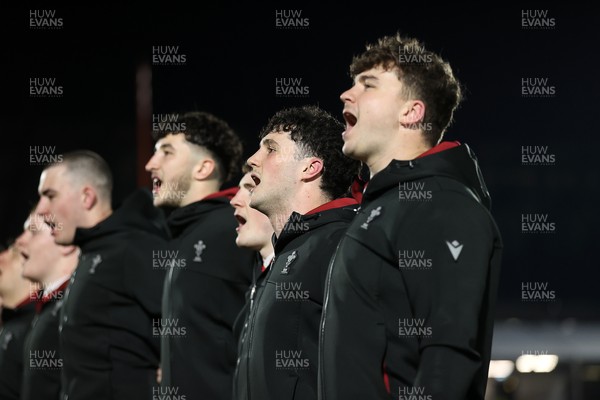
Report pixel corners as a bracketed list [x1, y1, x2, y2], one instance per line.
[398, 192, 497, 399]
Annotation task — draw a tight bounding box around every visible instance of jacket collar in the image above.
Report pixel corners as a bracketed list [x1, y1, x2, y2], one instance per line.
[272, 198, 358, 253]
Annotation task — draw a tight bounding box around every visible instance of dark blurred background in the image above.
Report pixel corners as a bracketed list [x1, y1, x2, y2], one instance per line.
[2, 4, 599, 398]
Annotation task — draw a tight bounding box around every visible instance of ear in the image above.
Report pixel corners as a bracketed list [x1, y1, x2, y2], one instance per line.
[81, 186, 98, 210]
[192, 158, 216, 181]
[300, 157, 324, 182]
[399, 99, 426, 127]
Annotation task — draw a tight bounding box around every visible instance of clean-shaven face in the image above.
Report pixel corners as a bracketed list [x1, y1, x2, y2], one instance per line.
[230, 173, 274, 251]
[36, 165, 82, 245]
[246, 131, 303, 218]
[16, 214, 64, 283]
[340, 66, 407, 162]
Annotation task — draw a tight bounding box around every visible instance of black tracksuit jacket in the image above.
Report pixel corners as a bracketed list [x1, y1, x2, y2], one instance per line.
[59, 188, 169, 400]
[319, 143, 503, 400]
[234, 198, 358, 400]
[0, 299, 36, 400]
[160, 188, 255, 400]
[21, 281, 68, 400]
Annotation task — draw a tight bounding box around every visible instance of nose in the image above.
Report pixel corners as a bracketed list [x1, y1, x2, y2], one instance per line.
[230, 191, 243, 208]
[15, 229, 31, 250]
[145, 153, 158, 172]
[340, 86, 355, 104]
[246, 149, 261, 170]
[35, 197, 50, 216]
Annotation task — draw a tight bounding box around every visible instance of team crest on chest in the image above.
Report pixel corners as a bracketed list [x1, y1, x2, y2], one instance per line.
[280, 250, 298, 275]
[360, 206, 383, 230]
[193, 240, 207, 262]
[89, 254, 103, 274]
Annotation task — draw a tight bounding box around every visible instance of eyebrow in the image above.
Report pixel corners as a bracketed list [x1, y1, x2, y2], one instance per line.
[41, 188, 56, 197]
[260, 138, 279, 148]
[157, 143, 175, 151]
[357, 74, 378, 84]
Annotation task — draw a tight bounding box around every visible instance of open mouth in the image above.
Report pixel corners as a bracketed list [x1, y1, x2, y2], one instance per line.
[343, 111, 358, 127]
[152, 177, 163, 195]
[250, 173, 261, 186]
[44, 220, 56, 234]
[343, 111, 358, 131]
[234, 214, 247, 232]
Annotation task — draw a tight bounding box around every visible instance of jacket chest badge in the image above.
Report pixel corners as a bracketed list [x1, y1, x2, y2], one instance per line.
[361, 206, 383, 230]
[89, 254, 103, 274]
[280, 250, 298, 275]
[193, 240, 207, 262]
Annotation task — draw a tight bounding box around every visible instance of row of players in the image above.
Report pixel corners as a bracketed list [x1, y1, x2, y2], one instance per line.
[0, 33, 502, 400]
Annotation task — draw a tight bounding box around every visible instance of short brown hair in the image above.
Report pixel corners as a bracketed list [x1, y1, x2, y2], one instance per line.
[349, 33, 462, 146]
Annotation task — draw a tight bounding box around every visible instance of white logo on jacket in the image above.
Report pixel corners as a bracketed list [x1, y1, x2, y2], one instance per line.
[89, 254, 103, 274]
[193, 240, 207, 262]
[280, 250, 298, 275]
[360, 206, 382, 230]
[446, 240, 464, 261]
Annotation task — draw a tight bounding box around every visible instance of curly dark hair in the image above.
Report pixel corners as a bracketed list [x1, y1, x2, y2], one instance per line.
[259, 105, 361, 200]
[152, 111, 243, 183]
[349, 33, 462, 146]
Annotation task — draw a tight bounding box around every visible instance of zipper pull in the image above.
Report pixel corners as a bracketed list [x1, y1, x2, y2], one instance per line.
[249, 284, 256, 310]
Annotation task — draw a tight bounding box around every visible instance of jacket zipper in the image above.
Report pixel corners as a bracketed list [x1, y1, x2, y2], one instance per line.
[245, 255, 276, 400]
[318, 241, 342, 399]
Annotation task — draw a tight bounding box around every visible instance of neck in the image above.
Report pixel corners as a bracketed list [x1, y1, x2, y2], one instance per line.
[42, 276, 69, 295]
[268, 189, 330, 237]
[42, 254, 78, 290]
[259, 245, 275, 262]
[181, 181, 221, 207]
[86, 206, 113, 228]
[268, 205, 294, 237]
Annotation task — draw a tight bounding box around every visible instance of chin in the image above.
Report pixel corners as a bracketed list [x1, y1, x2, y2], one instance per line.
[236, 238, 250, 249]
[343, 144, 367, 162]
[342, 143, 357, 158]
[248, 198, 264, 213]
[157, 197, 171, 207]
[158, 197, 180, 208]
[23, 272, 40, 284]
